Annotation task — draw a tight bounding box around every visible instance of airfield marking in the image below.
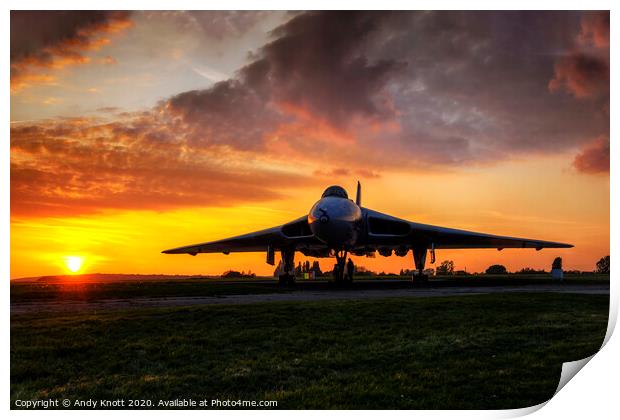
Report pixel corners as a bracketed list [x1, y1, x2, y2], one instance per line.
[10, 284, 609, 315]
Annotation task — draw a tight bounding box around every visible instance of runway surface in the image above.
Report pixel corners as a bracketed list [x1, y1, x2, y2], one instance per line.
[11, 283, 609, 315]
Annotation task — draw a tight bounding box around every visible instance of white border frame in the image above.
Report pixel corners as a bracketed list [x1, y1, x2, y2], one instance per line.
[4, 2, 616, 419]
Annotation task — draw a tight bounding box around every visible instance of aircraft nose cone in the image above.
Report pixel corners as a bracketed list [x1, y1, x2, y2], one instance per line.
[308, 197, 362, 247]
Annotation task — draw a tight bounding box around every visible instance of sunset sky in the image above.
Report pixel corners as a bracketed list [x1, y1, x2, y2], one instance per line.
[10, 11, 609, 278]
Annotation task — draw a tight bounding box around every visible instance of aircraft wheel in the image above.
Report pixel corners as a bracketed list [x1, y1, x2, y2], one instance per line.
[278, 274, 289, 288]
[278, 274, 296, 288]
[287, 275, 296, 287]
[412, 274, 429, 287]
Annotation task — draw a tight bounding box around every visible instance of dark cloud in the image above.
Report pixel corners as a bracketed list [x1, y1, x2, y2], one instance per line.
[549, 53, 609, 98]
[549, 11, 609, 99]
[10, 11, 132, 91]
[578, 11, 610, 48]
[241, 11, 406, 126]
[573, 136, 609, 174]
[161, 11, 610, 167]
[10, 11, 610, 217]
[166, 11, 406, 144]
[165, 80, 285, 150]
[352, 11, 609, 166]
[546, 11, 609, 174]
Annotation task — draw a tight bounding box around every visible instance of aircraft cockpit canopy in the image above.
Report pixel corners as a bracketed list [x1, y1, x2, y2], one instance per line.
[321, 185, 348, 199]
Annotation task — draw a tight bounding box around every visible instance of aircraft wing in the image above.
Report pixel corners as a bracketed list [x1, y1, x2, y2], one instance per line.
[162, 215, 322, 255]
[363, 209, 573, 250]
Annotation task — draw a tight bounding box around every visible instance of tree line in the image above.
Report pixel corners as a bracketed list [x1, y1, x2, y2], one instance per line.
[221, 255, 610, 277]
[432, 255, 610, 275]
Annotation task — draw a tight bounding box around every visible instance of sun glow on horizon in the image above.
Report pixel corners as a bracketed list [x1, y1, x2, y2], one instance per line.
[64, 256, 84, 273]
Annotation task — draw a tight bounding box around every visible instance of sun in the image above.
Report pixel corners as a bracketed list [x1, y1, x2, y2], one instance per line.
[65, 256, 84, 273]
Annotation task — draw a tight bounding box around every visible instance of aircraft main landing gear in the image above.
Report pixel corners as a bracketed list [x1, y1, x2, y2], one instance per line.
[412, 247, 429, 286]
[278, 248, 296, 287]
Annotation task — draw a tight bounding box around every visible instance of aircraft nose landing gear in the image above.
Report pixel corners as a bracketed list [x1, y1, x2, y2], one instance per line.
[330, 249, 352, 287]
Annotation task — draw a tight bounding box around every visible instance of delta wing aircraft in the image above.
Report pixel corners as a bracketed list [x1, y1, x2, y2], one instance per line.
[163, 183, 572, 285]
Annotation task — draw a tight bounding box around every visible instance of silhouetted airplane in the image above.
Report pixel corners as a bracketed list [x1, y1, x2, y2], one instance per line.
[163, 183, 572, 285]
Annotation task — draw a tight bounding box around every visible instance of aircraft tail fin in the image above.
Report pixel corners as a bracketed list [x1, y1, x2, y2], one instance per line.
[355, 181, 362, 206]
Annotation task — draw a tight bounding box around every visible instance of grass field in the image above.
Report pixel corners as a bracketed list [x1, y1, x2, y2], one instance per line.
[10, 278, 284, 303]
[11, 292, 608, 409]
[10, 273, 609, 303]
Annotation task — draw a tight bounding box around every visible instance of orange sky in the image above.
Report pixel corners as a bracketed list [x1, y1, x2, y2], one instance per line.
[10, 156, 608, 278]
[10, 11, 609, 278]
